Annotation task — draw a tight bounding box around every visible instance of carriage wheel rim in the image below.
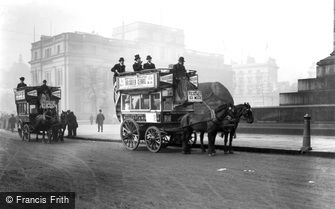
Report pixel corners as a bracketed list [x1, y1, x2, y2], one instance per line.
[120, 119, 140, 150]
[145, 127, 162, 153]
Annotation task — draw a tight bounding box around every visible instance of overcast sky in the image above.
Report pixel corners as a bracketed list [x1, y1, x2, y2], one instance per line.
[0, 0, 333, 83]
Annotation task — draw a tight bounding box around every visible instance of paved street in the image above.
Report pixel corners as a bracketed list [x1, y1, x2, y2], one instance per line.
[1, 130, 335, 209]
[75, 124, 335, 153]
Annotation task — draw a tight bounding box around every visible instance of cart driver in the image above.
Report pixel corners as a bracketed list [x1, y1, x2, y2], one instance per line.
[172, 57, 194, 104]
[17, 77, 27, 89]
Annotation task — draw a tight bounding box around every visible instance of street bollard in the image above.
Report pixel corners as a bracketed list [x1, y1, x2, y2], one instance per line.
[300, 114, 312, 153]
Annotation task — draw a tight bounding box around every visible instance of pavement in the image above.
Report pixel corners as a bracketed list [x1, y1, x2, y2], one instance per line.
[68, 123, 335, 157]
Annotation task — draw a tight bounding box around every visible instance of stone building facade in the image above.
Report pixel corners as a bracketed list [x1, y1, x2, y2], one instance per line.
[232, 57, 279, 106]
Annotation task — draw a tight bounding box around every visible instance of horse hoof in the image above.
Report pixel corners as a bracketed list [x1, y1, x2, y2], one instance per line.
[229, 151, 234, 154]
[208, 153, 215, 157]
[224, 151, 228, 154]
[201, 149, 206, 153]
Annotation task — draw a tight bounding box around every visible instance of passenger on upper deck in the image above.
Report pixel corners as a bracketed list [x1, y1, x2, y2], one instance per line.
[143, 55, 156, 70]
[40, 80, 51, 96]
[133, 54, 143, 72]
[172, 57, 187, 79]
[111, 57, 126, 75]
[17, 77, 27, 89]
[111, 57, 126, 83]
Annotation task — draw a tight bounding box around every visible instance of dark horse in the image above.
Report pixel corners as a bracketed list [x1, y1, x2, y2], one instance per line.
[60, 111, 68, 141]
[180, 103, 233, 155]
[199, 103, 254, 155]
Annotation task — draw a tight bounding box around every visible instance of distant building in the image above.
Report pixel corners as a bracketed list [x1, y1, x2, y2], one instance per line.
[232, 57, 279, 106]
[183, 50, 233, 91]
[277, 81, 297, 93]
[29, 32, 136, 119]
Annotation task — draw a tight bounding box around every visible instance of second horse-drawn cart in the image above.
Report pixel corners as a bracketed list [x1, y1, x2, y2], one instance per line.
[14, 85, 63, 143]
[114, 68, 203, 152]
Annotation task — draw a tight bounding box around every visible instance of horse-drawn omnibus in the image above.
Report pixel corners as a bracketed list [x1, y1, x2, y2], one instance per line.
[14, 86, 63, 143]
[114, 68, 203, 152]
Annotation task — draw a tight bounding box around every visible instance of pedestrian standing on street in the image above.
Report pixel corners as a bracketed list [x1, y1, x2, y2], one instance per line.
[143, 55, 156, 70]
[89, 114, 94, 125]
[133, 54, 143, 72]
[111, 57, 126, 83]
[96, 109, 105, 132]
[17, 77, 27, 89]
[8, 114, 16, 132]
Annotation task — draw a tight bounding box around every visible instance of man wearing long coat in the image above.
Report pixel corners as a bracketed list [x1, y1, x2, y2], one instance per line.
[96, 109, 105, 132]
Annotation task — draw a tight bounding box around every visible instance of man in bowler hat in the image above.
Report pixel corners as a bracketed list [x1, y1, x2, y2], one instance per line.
[172, 57, 187, 79]
[133, 54, 143, 72]
[143, 55, 156, 70]
[17, 77, 27, 88]
[111, 57, 126, 83]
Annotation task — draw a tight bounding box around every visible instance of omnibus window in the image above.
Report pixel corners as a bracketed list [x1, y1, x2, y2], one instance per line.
[151, 93, 160, 110]
[131, 95, 140, 109]
[121, 95, 130, 110]
[18, 103, 28, 115]
[141, 94, 150, 110]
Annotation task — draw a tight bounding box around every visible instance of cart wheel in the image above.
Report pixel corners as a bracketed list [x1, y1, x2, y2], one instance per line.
[120, 119, 140, 150]
[46, 128, 53, 144]
[22, 124, 31, 142]
[145, 126, 162, 153]
[189, 132, 197, 146]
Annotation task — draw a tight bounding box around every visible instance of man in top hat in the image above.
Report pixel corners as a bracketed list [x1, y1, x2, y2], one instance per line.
[111, 57, 126, 83]
[143, 55, 156, 70]
[133, 54, 143, 72]
[17, 77, 27, 88]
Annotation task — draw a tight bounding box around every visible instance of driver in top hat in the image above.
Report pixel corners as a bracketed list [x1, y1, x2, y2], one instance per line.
[133, 54, 143, 72]
[143, 55, 156, 70]
[17, 77, 27, 88]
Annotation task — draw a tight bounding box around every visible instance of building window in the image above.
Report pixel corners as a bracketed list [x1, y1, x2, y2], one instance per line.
[57, 45, 60, 54]
[31, 70, 38, 85]
[55, 68, 62, 86]
[34, 51, 38, 60]
[45, 48, 51, 58]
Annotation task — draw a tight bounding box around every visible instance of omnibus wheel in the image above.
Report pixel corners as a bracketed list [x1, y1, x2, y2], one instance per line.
[22, 124, 31, 142]
[145, 126, 162, 153]
[120, 119, 140, 150]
